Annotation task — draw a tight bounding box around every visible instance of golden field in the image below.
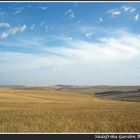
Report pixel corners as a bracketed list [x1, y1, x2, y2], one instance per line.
[0, 87, 140, 132]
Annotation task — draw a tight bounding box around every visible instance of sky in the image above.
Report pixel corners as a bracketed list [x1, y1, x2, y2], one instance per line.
[0, 2, 140, 86]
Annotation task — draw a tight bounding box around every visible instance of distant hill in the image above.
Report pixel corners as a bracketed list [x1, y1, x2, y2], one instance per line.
[1, 85, 140, 102]
[95, 90, 140, 102]
[56, 85, 140, 102]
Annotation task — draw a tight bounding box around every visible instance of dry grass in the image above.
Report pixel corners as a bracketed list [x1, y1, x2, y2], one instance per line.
[0, 88, 140, 132]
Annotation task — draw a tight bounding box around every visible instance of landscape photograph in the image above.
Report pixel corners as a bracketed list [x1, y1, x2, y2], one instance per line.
[0, 1, 140, 132]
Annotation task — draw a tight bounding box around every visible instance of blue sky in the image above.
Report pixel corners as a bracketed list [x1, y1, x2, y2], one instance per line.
[0, 2, 140, 86]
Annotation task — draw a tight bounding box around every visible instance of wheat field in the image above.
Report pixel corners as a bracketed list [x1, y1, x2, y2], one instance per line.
[0, 87, 140, 132]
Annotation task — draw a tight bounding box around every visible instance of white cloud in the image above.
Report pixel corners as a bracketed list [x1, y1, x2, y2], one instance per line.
[10, 25, 27, 34]
[43, 30, 140, 63]
[67, 37, 73, 40]
[134, 14, 139, 21]
[73, 2, 79, 7]
[30, 24, 35, 30]
[0, 31, 139, 70]
[99, 18, 103, 22]
[65, 9, 75, 19]
[121, 6, 136, 13]
[113, 11, 121, 16]
[40, 21, 45, 27]
[14, 7, 24, 14]
[1, 30, 140, 85]
[44, 25, 48, 32]
[0, 32, 9, 39]
[111, 11, 121, 16]
[39, 6, 48, 10]
[0, 22, 11, 28]
[39, 22, 49, 32]
[121, 6, 131, 12]
[0, 51, 73, 72]
[130, 8, 136, 13]
[0, 25, 27, 39]
[70, 12, 75, 19]
[107, 6, 136, 18]
[85, 32, 93, 37]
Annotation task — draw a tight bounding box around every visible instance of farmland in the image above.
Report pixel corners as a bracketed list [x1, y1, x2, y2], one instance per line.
[0, 86, 140, 132]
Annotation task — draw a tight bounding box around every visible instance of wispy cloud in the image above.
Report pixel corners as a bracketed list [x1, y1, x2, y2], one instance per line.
[107, 9, 121, 17]
[134, 14, 139, 21]
[44, 25, 48, 33]
[39, 22, 49, 32]
[1, 3, 140, 85]
[0, 22, 11, 28]
[0, 24, 27, 39]
[73, 2, 80, 7]
[1, 28, 140, 85]
[107, 5, 136, 18]
[65, 9, 75, 19]
[13, 7, 24, 14]
[85, 32, 94, 37]
[130, 8, 136, 13]
[30, 24, 35, 30]
[39, 6, 48, 10]
[98, 17, 103, 22]
[121, 5, 136, 13]
[40, 21, 45, 27]
[40, 29, 140, 64]
[0, 51, 73, 72]
[1, 29, 140, 71]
